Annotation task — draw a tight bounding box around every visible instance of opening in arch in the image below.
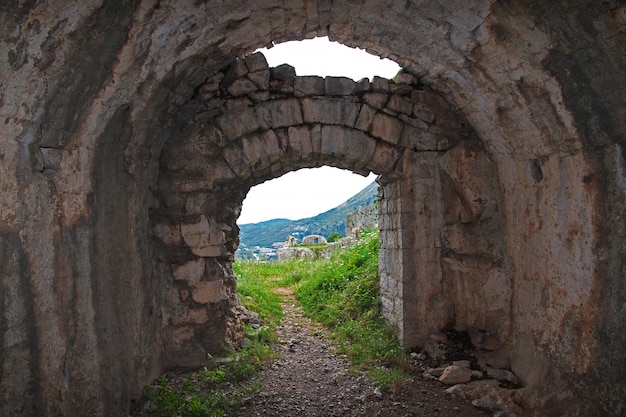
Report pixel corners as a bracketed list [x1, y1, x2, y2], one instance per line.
[256, 36, 401, 81]
[153, 44, 506, 388]
[237, 166, 377, 260]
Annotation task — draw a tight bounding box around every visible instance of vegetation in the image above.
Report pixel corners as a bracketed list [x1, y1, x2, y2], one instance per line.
[141, 264, 284, 417]
[238, 229, 408, 388]
[238, 181, 378, 247]
[327, 231, 342, 242]
[142, 228, 406, 415]
[294, 229, 408, 387]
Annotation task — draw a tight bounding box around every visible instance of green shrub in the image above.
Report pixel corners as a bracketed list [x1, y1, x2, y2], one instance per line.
[327, 231, 342, 242]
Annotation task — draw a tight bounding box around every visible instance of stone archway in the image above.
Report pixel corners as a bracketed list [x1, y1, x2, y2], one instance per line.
[2, 2, 626, 416]
[151, 52, 499, 366]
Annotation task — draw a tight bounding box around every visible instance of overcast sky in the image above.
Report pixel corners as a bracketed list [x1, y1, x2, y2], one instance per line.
[237, 37, 401, 225]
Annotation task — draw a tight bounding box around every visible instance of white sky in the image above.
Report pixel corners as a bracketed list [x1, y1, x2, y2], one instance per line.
[237, 37, 401, 225]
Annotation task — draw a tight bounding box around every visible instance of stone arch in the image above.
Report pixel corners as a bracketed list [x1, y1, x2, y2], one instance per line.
[153, 53, 507, 373]
[2, 2, 626, 416]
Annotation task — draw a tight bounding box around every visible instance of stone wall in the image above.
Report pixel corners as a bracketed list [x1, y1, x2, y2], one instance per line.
[346, 203, 378, 238]
[1, 1, 625, 416]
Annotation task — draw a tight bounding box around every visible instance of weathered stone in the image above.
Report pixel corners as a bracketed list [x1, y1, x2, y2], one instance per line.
[356, 78, 371, 92]
[172, 258, 205, 283]
[154, 223, 182, 246]
[453, 360, 471, 369]
[369, 111, 404, 144]
[486, 368, 519, 385]
[301, 234, 327, 245]
[256, 98, 303, 127]
[325, 76, 357, 95]
[439, 365, 473, 385]
[191, 280, 226, 304]
[180, 215, 227, 257]
[294, 76, 325, 96]
[301, 97, 360, 126]
[271, 63, 296, 81]
[247, 69, 270, 90]
[372, 76, 390, 92]
[394, 71, 418, 85]
[363, 92, 389, 109]
[244, 52, 268, 72]
[227, 77, 258, 97]
[387, 94, 413, 115]
[2, 3, 625, 416]
[222, 58, 248, 88]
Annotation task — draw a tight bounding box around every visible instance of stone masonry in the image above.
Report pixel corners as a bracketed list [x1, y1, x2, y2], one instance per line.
[1, 1, 626, 416]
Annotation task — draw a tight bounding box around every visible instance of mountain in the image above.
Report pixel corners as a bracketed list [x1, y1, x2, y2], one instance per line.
[238, 181, 378, 248]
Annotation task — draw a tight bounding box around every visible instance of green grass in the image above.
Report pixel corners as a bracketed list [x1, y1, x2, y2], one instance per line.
[143, 230, 406, 416]
[142, 262, 285, 417]
[235, 229, 408, 389]
[294, 229, 408, 387]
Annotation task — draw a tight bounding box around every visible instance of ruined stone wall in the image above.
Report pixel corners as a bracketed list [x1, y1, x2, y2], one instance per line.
[154, 52, 468, 368]
[1, 1, 625, 416]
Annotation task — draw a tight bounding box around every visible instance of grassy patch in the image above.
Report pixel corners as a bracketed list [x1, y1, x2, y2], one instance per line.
[235, 229, 408, 389]
[143, 322, 274, 417]
[295, 229, 408, 387]
[140, 262, 285, 417]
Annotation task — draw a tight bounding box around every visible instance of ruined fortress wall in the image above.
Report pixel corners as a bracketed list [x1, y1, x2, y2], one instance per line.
[1, 1, 625, 416]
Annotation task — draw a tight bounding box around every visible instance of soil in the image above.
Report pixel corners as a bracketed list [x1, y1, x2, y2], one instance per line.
[232, 290, 489, 417]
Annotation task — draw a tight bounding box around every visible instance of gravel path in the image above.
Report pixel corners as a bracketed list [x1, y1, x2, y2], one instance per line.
[233, 290, 488, 417]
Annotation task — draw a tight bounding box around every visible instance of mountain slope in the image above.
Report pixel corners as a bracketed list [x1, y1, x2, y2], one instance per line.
[239, 181, 378, 248]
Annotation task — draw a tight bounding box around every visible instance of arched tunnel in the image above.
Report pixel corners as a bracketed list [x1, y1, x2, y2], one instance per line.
[1, 1, 626, 416]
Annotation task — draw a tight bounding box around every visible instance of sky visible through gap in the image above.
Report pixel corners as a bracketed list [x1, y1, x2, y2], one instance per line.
[237, 37, 401, 225]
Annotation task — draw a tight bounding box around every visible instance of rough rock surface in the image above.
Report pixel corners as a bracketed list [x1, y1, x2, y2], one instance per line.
[1, 1, 626, 416]
[232, 292, 488, 417]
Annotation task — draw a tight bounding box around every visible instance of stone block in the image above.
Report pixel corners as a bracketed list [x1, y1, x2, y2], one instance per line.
[153, 222, 182, 246]
[222, 146, 250, 178]
[169, 307, 210, 326]
[344, 129, 377, 164]
[227, 77, 258, 97]
[301, 97, 360, 126]
[271, 63, 296, 81]
[258, 129, 280, 163]
[294, 76, 325, 96]
[370, 142, 402, 175]
[394, 71, 418, 85]
[356, 78, 371, 92]
[288, 125, 313, 159]
[217, 106, 261, 140]
[363, 92, 389, 109]
[241, 134, 271, 172]
[370, 112, 404, 145]
[269, 79, 294, 94]
[320, 125, 342, 157]
[401, 125, 437, 150]
[387, 94, 413, 115]
[390, 83, 414, 95]
[244, 52, 268, 72]
[191, 280, 227, 304]
[180, 215, 227, 257]
[439, 365, 473, 385]
[355, 104, 377, 131]
[310, 124, 322, 156]
[255, 98, 303, 128]
[247, 69, 270, 90]
[222, 59, 248, 88]
[172, 258, 205, 283]
[325, 76, 356, 95]
[185, 193, 207, 216]
[372, 76, 390, 92]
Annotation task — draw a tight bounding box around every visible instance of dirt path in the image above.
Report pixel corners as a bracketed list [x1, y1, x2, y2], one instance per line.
[233, 290, 488, 417]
